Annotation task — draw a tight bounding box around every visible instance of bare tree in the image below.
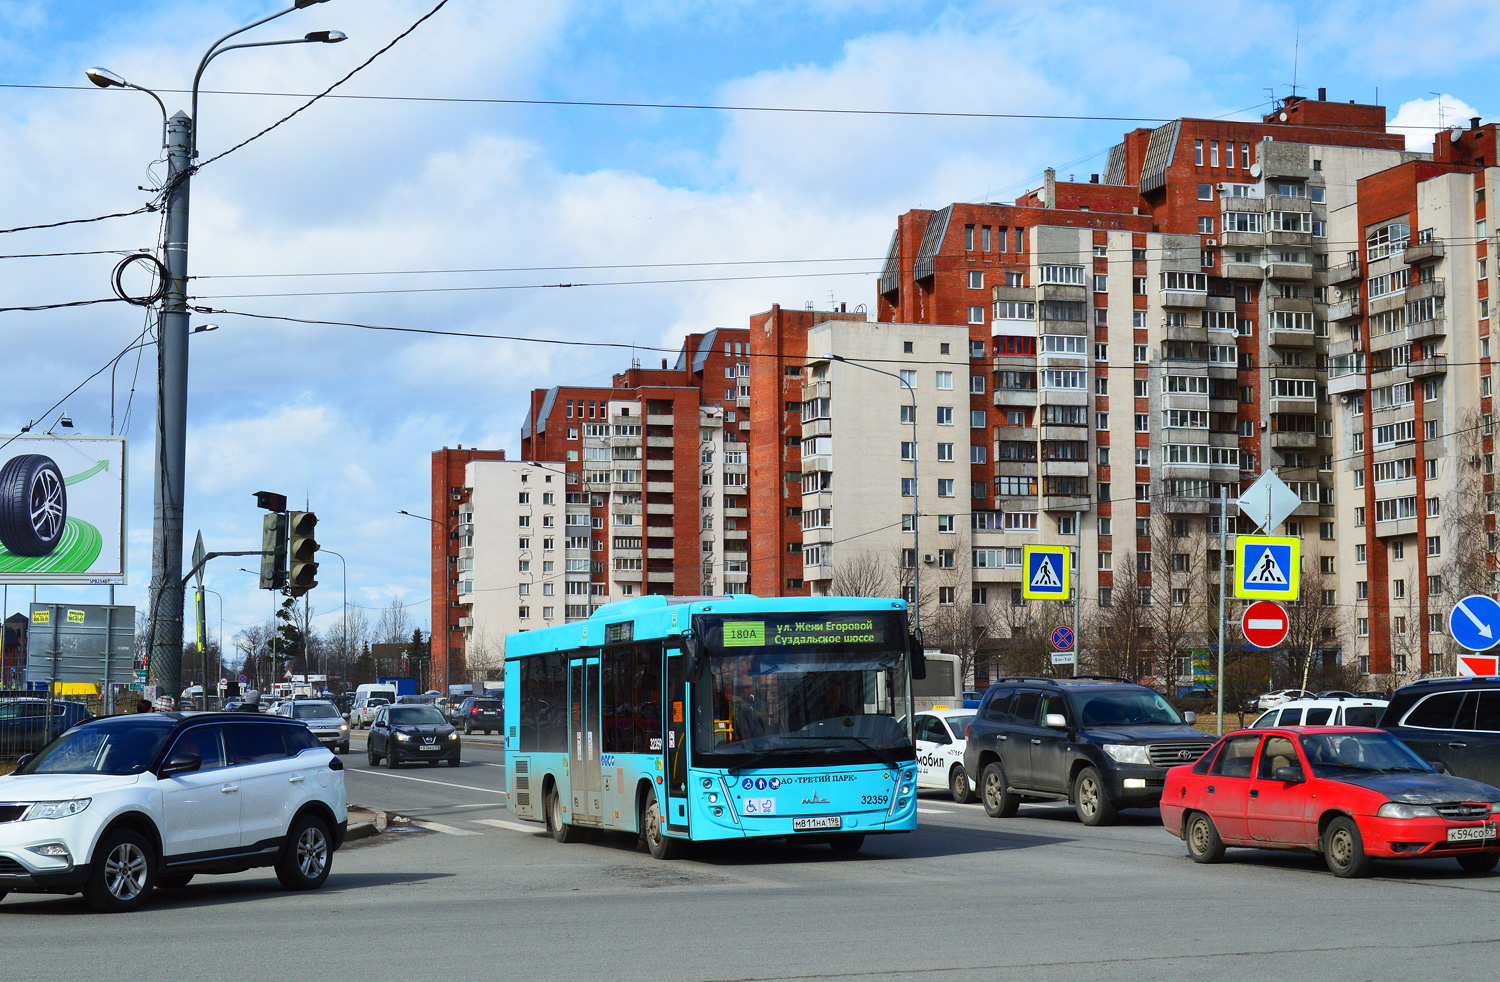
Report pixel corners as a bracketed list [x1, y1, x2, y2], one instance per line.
[465, 626, 503, 686]
[1144, 515, 1214, 693]
[1437, 411, 1495, 675]
[827, 551, 893, 598]
[378, 596, 412, 646]
[1283, 568, 1345, 690]
[1089, 552, 1154, 682]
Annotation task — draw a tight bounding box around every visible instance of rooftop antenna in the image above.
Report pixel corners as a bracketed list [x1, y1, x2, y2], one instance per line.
[1288, 21, 1301, 98]
[1430, 92, 1446, 129]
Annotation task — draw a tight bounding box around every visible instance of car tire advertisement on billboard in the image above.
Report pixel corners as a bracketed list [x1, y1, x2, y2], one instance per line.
[0, 436, 126, 584]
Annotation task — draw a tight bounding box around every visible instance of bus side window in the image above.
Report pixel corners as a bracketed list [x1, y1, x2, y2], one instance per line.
[541, 652, 569, 753]
[637, 643, 662, 754]
[518, 656, 540, 752]
[602, 645, 639, 754]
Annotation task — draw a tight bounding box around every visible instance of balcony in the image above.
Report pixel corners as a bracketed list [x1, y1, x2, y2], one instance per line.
[1043, 494, 1091, 512]
[994, 387, 1039, 408]
[802, 380, 831, 402]
[1374, 517, 1418, 539]
[1327, 297, 1363, 321]
[1164, 322, 1208, 343]
[1265, 262, 1313, 281]
[1160, 290, 1209, 309]
[736, 395, 750, 409]
[1039, 283, 1088, 302]
[646, 435, 674, 448]
[1403, 238, 1445, 265]
[645, 414, 674, 426]
[646, 481, 674, 493]
[1327, 337, 1359, 360]
[1270, 430, 1318, 450]
[646, 571, 675, 583]
[1406, 316, 1447, 342]
[1265, 194, 1313, 213]
[646, 503, 674, 515]
[1327, 262, 1361, 285]
[1404, 355, 1448, 379]
[991, 285, 1035, 304]
[724, 529, 748, 541]
[1223, 260, 1263, 280]
[612, 568, 643, 582]
[725, 507, 748, 518]
[1041, 459, 1089, 477]
[1209, 398, 1237, 414]
[1267, 295, 1314, 315]
[645, 457, 673, 471]
[1268, 230, 1313, 248]
[1327, 370, 1366, 396]
[1270, 329, 1316, 349]
[1161, 497, 1211, 515]
[1405, 278, 1445, 303]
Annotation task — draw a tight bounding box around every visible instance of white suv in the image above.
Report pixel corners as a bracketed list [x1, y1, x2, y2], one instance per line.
[0, 712, 347, 912]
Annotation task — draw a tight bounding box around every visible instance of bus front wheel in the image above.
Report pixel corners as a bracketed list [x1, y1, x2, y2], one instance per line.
[546, 784, 583, 843]
[641, 786, 684, 860]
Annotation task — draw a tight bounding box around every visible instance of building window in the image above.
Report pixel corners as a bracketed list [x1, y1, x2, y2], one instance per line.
[1198, 183, 1212, 200]
[937, 549, 955, 569]
[969, 305, 985, 324]
[937, 479, 955, 497]
[901, 478, 917, 497]
[971, 409, 986, 429]
[937, 407, 954, 425]
[964, 224, 975, 251]
[1198, 215, 1214, 234]
[901, 442, 917, 461]
[1194, 139, 1203, 166]
[937, 443, 955, 462]
[1427, 535, 1441, 557]
[935, 371, 953, 389]
[938, 587, 955, 606]
[968, 271, 984, 289]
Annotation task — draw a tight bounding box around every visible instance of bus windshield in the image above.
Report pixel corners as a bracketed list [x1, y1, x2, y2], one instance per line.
[693, 611, 913, 765]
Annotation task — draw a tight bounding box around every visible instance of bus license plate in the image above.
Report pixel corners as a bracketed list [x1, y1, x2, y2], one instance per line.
[1447, 826, 1496, 842]
[793, 816, 841, 831]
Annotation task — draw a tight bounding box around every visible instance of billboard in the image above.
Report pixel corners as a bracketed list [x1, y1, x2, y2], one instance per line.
[25, 603, 136, 687]
[0, 435, 126, 585]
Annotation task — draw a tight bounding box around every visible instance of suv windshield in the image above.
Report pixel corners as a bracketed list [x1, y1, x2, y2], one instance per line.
[1300, 731, 1432, 777]
[1073, 690, 1183, 726]
[292, 703, 341, 719]
[389, 707, 447, 726]
[16, 719, 173, 775]
[472, 700, 501, 710]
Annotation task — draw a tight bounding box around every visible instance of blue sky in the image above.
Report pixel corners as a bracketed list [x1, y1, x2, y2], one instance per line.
[0, 0, 1496, 654]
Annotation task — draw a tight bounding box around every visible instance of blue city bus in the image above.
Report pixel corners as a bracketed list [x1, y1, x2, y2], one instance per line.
[503, 594, 923, 858]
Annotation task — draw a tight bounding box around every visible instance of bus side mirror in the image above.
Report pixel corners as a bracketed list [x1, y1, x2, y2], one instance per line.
[683, 635, 706, 682]
[909, 633, 927, 680]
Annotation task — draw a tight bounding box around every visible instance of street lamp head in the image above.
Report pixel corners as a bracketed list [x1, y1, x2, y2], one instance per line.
[304, 30, 347, 43]
[191, 323, 220, 334]
[85, 67, 127, 88]
[824, 354, 845, 362]
[294, 0, 332, 7]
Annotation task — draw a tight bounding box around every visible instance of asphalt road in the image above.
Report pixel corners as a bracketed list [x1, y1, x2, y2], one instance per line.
[4, 731, 1500, 981]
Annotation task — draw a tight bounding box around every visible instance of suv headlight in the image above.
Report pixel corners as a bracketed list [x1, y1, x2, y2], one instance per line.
[395, 732, 411, 742]
[1377, 801, 1440, 819]
[24, 798, 91, 820]
[449, 731, 459, 741]
[1491, 801, 1500, 815]
[1102, 745, 1151, 765]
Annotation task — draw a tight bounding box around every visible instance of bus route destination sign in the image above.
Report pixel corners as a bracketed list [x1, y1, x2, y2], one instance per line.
[721, 615, 890, 648]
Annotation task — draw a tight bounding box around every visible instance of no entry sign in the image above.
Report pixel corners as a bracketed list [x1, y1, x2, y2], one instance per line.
[1242, 601, 1290, 649]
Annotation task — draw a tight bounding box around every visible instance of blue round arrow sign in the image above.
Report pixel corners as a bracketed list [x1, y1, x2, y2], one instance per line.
[1449, 594, 1500, 653]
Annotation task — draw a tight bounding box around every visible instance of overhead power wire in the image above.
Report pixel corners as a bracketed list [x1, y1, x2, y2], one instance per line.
[0, 204, 156, 236]
[191, 256, 886, 280]
[0, 297, 124, 314]
[192, 0, 452, 173]
[0, 248, 147, 261]
[5, 81, 1463, 132]
[0, 323, 154, 457]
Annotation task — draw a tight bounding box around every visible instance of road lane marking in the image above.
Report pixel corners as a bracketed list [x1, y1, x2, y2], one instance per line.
[918, 807, 954, 815]
[351, 769, 506, 795]
[475, 762, 506, 768]
[411, 819, 483, 836]
[472, 818, 543, 834]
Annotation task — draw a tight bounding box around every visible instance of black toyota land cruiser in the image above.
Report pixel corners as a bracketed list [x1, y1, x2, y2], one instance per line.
[962, 677, 1214, 826]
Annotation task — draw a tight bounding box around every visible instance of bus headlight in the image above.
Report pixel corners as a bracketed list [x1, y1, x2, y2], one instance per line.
[708, 793, 719, 804]
[701, 778, 713, 789]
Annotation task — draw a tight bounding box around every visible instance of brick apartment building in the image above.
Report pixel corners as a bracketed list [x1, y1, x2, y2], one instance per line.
[433, 89, 1499, 684]
[429, 446, 506, 691]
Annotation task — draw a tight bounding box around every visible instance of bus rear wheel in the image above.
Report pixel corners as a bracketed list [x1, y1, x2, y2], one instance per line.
[641, 786, 684, 860]
[546, 784, 583, 843]
[829, 834, 865, 854]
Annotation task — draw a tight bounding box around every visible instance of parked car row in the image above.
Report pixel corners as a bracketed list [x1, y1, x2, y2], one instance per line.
[922, 674, 1500, 879]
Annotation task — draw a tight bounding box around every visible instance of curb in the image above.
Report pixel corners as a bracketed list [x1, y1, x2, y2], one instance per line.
[345, 805, 387, 842]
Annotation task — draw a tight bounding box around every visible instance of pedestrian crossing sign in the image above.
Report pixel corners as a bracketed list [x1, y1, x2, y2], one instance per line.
[1022, 545, 1070, 600]
[1235, 535, 1300, 600]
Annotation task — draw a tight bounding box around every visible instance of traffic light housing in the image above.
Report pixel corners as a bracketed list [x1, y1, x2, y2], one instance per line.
[259, 512, 287, 590]
[287, 510, 319, 596]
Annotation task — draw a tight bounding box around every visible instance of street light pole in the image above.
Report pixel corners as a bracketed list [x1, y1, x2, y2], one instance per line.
[320, 548, 349, 689]
[398, 511, 459, 694]
[89, 3, 345, 702]
[826, 355, 920, 635]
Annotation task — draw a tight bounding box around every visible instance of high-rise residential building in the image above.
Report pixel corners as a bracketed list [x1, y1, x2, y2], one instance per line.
[428, 446, 506, 691]
[433, 91, 1498, 687]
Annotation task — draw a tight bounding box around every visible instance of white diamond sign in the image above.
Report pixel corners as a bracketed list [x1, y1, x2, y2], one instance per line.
[1237, 471, 1302, 534]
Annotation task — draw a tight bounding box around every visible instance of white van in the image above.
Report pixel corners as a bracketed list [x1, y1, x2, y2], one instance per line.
[351, 683, 398, 728]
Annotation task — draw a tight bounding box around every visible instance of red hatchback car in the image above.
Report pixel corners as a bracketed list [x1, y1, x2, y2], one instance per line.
[1163, 727, 1500, 877]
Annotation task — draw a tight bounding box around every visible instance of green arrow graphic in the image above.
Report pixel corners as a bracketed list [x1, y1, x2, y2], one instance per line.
[0, 518, 103, 572]
[64, 459, 109, 486]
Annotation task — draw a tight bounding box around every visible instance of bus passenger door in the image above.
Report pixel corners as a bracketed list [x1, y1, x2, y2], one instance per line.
[665, 651, 689, 834]
[569, 655, 603, 825]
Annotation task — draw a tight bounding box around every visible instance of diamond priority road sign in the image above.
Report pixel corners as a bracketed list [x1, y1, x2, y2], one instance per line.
[1241, 601, 1290, 649]
[1022, 544, 1070, 600]
[1235, 535, 1300, 601]
[1448, 594, 1500, 654]
[1237, 470, 1302, 534]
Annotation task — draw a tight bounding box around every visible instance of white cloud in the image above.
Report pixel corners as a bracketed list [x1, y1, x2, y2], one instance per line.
[1390, 94, 1482, 151]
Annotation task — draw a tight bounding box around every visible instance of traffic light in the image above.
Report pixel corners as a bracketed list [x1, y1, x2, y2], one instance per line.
[259, 512, 287, 590]
[286, 510, 319, 596]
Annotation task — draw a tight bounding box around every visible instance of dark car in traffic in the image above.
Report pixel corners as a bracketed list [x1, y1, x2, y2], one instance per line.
[1380, 677, 1500, 788]
[963, 677, 1214, 825]
[367, 705, 460, 768]
[452, 696, 502, 734]
[0, 698, 94, 757]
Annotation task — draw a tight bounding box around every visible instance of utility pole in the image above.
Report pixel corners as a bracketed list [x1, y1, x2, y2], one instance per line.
[1073, 509, 1082, 678]
[146, 110, 194, 700]
[1216, 488, 1228, 735]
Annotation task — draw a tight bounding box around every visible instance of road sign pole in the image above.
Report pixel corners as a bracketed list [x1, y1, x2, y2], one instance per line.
[1217, 488, 1227, 736]
[1073, 509, 1081, 678]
